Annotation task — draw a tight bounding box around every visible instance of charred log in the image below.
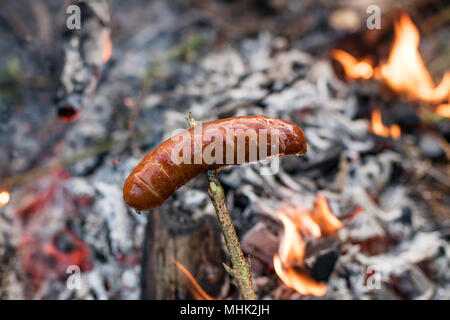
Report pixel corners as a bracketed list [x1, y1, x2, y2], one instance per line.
[141, 201, 226, 300]
[55, 0, 111, 122]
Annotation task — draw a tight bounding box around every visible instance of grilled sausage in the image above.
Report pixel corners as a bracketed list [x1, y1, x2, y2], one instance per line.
[123, 116, 306, 211]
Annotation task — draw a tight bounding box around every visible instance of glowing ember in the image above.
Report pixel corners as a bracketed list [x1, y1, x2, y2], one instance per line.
[331, 49, 373, 80]
[58, 105, 80, 122]
[173, 259, 215, 300]
[102, 34, 112, 63]
[273, 195, 343, 296]
[21, 230, 92, 286]
[380, 13, 450, 102]
[436, 103, 450, 118]
[370, 109, 401, 139]
[0, 190, 10, 207]
[44, 230, 92, 272]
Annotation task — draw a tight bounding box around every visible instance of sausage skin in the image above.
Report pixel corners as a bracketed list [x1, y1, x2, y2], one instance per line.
[123, 116, 306, 211]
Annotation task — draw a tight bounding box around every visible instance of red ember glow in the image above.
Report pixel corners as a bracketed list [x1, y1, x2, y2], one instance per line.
[21, 230, 92, 287]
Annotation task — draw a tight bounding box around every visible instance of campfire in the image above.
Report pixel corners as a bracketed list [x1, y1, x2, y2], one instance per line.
[0, 0, 448, 301]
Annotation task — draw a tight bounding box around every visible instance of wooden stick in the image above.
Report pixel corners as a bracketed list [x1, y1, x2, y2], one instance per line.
[186, 113, 257, 300]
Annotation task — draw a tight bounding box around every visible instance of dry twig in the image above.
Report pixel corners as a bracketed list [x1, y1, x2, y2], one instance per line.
[186, 113, 256, 300]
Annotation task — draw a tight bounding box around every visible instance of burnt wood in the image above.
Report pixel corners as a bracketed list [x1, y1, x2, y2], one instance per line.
[141, 201, 226, 299]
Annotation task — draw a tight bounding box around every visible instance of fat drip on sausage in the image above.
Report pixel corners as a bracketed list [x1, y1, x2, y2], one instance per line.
[123, 116, 306, 211]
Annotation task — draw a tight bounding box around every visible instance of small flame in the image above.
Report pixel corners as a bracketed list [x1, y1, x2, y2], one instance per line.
[331, 49, 373, 80]
[314, 195, 344, 236]
[273, 255, 328, 297]
[102, 34, 112, 63]
[370, 109, 401, 139]
[0, 190, 10, 207]
[273, 195, 343, 296]
[277, 210, 307, 264]
[380, 13, 450, 102]
[173, 259, 215, 300]
[436, 103, 450, 118]
[390, 124, 401, 140]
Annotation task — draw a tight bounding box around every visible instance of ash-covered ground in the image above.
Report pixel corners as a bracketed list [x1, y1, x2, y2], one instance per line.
[0, 0, 449, 299]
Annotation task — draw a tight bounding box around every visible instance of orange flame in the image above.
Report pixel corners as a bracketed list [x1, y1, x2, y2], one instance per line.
[390, 125, 401, 140]
[370, 109, 401, 139]
[436, 103, 450, 118]
[0, 190, 10, 207]
[331, 13, 449, 120]
[314, 194, 344, 236]
[277, 210, 307, 264]
[331, 49, 373, 80]
[173, 259, 215, 300]
[380, 13, 450, 102]
[273, 195, 343, 296]
[273, 255, 328, 297]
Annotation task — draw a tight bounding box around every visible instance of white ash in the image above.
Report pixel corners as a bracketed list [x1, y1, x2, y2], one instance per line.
[93, 182, 134, 254]
[354, 232, 444, 277]
[179, 189, 209, 208]
[64, 177, 96, 199]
